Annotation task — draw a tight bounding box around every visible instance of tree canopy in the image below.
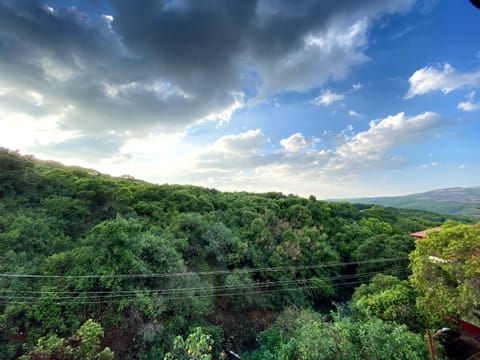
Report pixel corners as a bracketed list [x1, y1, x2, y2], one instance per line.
[246, 308, 429, 360]
[410, 221, 480, 327]
[0, 149, 467, 359]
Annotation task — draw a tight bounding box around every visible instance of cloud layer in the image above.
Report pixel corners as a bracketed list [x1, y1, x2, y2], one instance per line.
[159, 111, 452, 196]
[0, 0, 414, 142]
[406, 64, 480, 98]
[6, 0, 470, 198]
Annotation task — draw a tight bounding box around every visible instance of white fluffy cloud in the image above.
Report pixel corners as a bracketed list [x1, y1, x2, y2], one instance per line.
[42, 107, 449, 198]
[312, 82, 363, 108]
[280, 133, 308, 152]
[204, 92, 245, 125]
[458, 101, 480, 111]
[174, 129, 274, 176]
[406, 64, 480, 98]
[312, 90, 345, 106]
[212, 129, 268, 154]
[349, 110, 361, 118]
[172, 111, 451, 196]
[333, 112, 443, 168]
[457, 91, 480, 111]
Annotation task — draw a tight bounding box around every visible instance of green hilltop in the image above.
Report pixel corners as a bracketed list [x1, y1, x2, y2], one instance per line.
[342, 187, 480, 218]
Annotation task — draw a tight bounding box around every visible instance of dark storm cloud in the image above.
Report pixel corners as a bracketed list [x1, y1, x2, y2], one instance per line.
[110, 0, 414, 94]
[0, 0, 415, 138]
[0, 1, 121, 82]
[110, 1, 256, 81]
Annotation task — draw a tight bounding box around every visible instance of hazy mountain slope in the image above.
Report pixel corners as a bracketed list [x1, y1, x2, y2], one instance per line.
[345, 187, 480, 217]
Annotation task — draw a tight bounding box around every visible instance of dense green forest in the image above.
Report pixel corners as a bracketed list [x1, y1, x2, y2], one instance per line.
[0, 148, 478, 359]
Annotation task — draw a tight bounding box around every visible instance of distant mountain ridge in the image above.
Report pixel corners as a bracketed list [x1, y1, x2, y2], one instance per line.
[343, 186, 480, 218]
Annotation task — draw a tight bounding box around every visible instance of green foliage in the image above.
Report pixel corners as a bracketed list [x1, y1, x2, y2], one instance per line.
[410, 221, 480, 327]
[204, 222, 244, 266]
[354, 234, 415, 276]
[0, 148, 37, 198]
[76, 319, 111, 360]
[0, 150, 455, 359]
[351, 274, 425, 331]
[164, 327, 213, 360]
[223, 271, 261, 311]
[21, 319, 114, 360]
[247, 308, 429, 360]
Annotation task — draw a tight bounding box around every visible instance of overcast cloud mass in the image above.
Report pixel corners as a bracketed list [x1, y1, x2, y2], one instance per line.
[0, 0, 479, 197]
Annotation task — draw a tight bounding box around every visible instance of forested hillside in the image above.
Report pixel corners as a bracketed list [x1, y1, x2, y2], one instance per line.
[343, 187, 480, 218]
[0, 148, 469, 359]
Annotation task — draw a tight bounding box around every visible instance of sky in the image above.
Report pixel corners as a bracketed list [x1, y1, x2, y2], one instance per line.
[1, 0, 479, 198]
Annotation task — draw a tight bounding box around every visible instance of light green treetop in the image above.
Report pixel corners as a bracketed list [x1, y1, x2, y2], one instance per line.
[410, 221, 480, 326]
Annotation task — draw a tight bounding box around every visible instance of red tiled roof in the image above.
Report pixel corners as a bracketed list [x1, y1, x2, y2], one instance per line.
[411, 227, 442, 239]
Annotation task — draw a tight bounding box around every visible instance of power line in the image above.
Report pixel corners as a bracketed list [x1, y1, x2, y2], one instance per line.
[0, 268, 408, 304]
[0, 257, 408, 279]
[0, 268, 408, 297]
[0, 276, 406, 306]
[0, 268, 407, 295]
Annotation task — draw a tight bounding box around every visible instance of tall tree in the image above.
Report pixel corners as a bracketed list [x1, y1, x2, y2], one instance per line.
[351, 274, 425, 331]
[410, 221, 480, 327]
